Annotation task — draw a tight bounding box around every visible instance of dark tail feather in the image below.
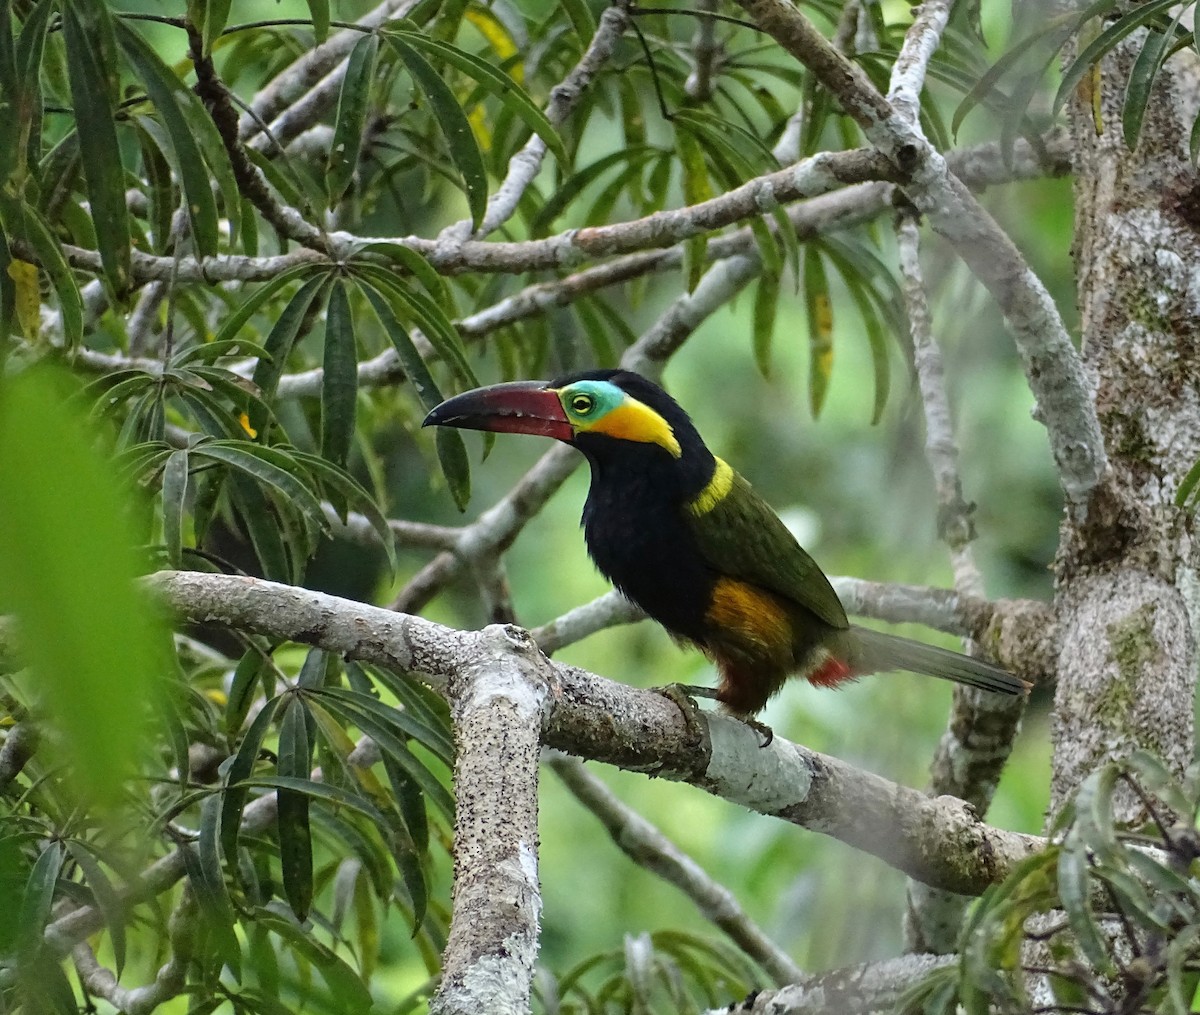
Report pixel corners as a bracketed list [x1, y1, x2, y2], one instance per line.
[849, 626, 1030, 695]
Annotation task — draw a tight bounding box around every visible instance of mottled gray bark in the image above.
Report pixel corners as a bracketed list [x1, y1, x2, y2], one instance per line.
[1052, 35, 1200, 821]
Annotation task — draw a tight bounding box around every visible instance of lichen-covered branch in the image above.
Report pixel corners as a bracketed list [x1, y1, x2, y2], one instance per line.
[701, 953, 956, 1015]
[432, 626, 549, 1015]
[146, 571, 1045, 895]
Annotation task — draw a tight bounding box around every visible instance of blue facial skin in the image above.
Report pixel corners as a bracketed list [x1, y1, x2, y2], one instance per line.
[554, 379, 627, 427]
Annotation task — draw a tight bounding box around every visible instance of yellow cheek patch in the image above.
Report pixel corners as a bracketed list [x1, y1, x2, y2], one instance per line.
[688, 457, 733, 515]
[589, 398, 681, 457]
[706, 578, 792, 657]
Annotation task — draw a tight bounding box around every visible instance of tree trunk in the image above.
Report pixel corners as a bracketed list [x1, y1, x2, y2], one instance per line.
[1052, 35, 1200, 822]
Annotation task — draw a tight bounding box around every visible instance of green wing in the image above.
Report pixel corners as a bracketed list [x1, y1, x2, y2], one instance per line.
[685, 470, 849, 631]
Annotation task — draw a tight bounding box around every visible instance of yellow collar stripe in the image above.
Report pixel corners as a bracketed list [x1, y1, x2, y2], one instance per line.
[689, 457, 733, 515]
[591, 398, 682, 458]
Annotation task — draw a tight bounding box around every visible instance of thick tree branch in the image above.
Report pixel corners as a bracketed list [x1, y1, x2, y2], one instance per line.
[432, 626, 548, 1015]
[146, 571, 1045, 895]
[702, 953, 956, 1015]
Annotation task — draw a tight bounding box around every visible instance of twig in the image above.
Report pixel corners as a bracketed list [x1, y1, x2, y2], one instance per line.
[548, 752, 804, 985]
[0, 723, 38, 793]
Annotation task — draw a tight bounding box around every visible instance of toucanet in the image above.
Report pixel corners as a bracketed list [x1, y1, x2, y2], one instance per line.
[424, 369, 1029, 718]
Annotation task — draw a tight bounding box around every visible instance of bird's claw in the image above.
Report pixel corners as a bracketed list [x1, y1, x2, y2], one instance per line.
[652, 683, 712, 742]
[741, 716, 774, 748]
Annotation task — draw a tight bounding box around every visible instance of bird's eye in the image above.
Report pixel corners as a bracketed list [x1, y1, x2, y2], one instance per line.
[570, 393, 595, 415]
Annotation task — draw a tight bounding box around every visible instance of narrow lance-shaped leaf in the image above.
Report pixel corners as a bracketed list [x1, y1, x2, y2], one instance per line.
[249, 272, 331, 435]
[1123, 20, 1176, 151]
[277, 694, 314, 921]
[306, 0, 330, 43]
[17, 840, 63, 963]
[202, 0, 233, 56]
[115, 19, 219, 256]
[61, 0, 129, 292]
[675, 125, 713, 293]
[805, 246, 834, 417]
[161, 448, 188, 569]
[0, 195, 83, 345]
[65, 842, 127, 975]
[192, 793, 243, 979]
[752, 270, 780, 378]
[221, 693, 284, 868]
[321, 278, 358, 468]
[1054, 0, 1181, 117]
[386, 33, 488, 229]
[355, 277, 471, 508]
[393, 29, 569, 168]
[327, 33, 379, 206]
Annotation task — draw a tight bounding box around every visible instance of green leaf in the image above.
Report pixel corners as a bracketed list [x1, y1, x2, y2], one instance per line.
[221, 694, 284, 867]
[65, 842, 126, 975]
[1123, 22, 1175, 150]
[560, 0, 596, 43]
[392, 29, 568, 169]
[61, 0, 129, 293]
[248, 908, 375, 1012]
[277, 695, 314, 920]
[355, 277, 471, 508]
[194, 794, 243, 978]
[529, 146, 657, 237]
[321, 279, 358, 468]
[212, 265, 325, 349]
[351, 262, 476, 388]
[0, 368, 166, 807]
[116, 20, 220, 256]
[1054, 0, 1181, 117]
[1057, 832, 1113, 973]
[18, 840, 63, 962]
[288, 449, 397, 573]
[347, 242, 455, 313]
[328, 33, 379, 206]
[315, 686, 452, 765]
[0, 195, 83, 345]
[195, 442, 326, 526]
[161, 448, 188, 569]
[752, 270, 780, 378]
[226, 647, 267, 737]
[386, 33, 488, 229]
[804, 246, 833, 417]
[250, 273, 332, 435]
[229, 473, 294, 582]
[202, 0, 233, 55]
[306, 0, 330, 43]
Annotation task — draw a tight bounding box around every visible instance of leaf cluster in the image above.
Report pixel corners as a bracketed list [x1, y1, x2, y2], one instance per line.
[904, 753, 1200, 1015]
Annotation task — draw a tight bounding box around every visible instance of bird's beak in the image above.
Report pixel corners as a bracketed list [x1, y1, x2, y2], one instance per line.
[422, 380, 573, 442]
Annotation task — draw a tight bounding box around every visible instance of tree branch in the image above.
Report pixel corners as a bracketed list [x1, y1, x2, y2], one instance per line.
[146, 571, 1045, 895]
[432, 626, 549, 1015]
[701, 952, 955, 1015]
[731, 0, 1107, 511]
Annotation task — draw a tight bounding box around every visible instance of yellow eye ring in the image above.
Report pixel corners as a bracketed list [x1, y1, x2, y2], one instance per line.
[570, 393, 594, 415]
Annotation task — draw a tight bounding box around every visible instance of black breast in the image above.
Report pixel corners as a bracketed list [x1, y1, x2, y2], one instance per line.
[579, 444, 714, 644]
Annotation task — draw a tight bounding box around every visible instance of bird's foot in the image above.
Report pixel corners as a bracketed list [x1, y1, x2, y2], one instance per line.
[652, 683, 713, 742]
[740, 716, 774, 748]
